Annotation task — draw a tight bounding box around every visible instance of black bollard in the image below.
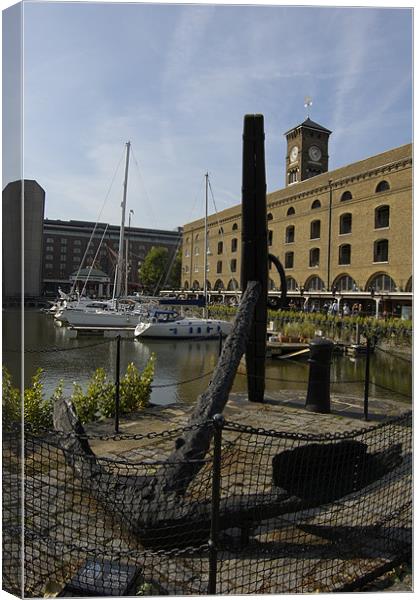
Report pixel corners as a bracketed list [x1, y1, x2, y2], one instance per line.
[114, 335, 121, 433]
[305, 338, 334, 414]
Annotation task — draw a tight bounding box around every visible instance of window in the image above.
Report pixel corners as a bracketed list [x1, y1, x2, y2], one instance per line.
[232, 223, 238, 231]
[231, 238, 238, 252]
[230, 259, 237, 272]
[194, 263, 199, 272]
[285, 225, 295, 244]
[45, 254, 53, 261]
[45, 263, 53, 270]
[195, 246, 200, 256]
[334, 275, 357, 292]
[288, 169, 298, 184]
[61, 239, 67, 245]
[376, 180, 390, 193]
[306, 275, 325, 291]
[287, 206, 295, 216]
[46, 238, 54, 243]
[73, 247, 81, 255]
[60, 263, 66, 270]
[214, 279, 224, 291]
[217, 261, 222, 274]
[218, 227, 224, 235]
[46, 245, 54, 252]
[267, 212, 273, 221]
[309, 248, 320, 267]
[375, 205, 390, 228]
[184, 265, 189, 273]
[339, 244, 351, 265]
[340, 213, 352, 234]
[185, 249, 190, 257]
[286, 277, 297, 291]
[340, 191, 353, 201]
[74, 240, 81, 246]
[268, 230, 273, 246]
[368, 273, 396, 292]
[374, 239, 389, 262]
[227, 278, 239, 291]
[217, 241, 223, 255]
[310, 220, 321, 239]
[311, 199, 321, 209]
[60, 254, 67, 261]
[285, 252, 294, 269]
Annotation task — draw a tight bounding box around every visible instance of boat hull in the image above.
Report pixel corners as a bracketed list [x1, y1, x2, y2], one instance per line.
[134, 318, 232, 339]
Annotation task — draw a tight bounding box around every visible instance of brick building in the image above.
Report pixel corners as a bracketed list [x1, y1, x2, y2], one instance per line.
[181, 118, 412, 316]
[43, 219, 181, 296]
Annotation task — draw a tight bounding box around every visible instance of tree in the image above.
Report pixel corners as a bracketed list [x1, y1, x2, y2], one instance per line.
[138, 246, 169, 293]
[167, 249, 182, 289]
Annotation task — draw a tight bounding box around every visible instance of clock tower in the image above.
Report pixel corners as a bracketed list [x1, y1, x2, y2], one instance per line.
[284, 118, 332, 186]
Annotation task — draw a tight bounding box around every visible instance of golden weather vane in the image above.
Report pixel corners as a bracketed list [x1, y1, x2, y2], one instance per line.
[304, 96, 313, 118]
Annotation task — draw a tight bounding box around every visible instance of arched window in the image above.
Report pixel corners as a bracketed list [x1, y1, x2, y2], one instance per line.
[267, 212, 273, 221]
[340, 191, 353, 201]
[216, 260, 223, 273]
[231, 238, 238, 252]
[405, 276, 412, 293]
[218, 227, 224, 234]
[376, 180, 390, 193]
[268, 278, 276, 290]
[286, 276, 297, 291]
[305, 275, 325, 291]
[285, 251, 294, 269]
[206, 280, 211, 291]
[183, 280, 189, 290]
[214, 279, 224, 291]
[285, 225, 295, 244]
[288, 169, 298, 184]
[310, 219, 321, 239]
[334, 274, 357, 292]
[232, 223, 238, 231]
[374, 239, 389, 262]
[375, 205, 390, 228]
[217, 241, 223, 255]
[192, 280, 200, 290]
[367, 273, 396, 292]
[287, 206, 295, 216]
[338, 244, 351, 265]
[339, 213, 352, 234]
[309, 248, 320, 267]
[311, 199, 321, 209]
[227, 278, 239, 291]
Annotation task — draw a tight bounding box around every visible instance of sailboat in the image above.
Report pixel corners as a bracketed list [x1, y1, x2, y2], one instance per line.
[134, 173, 233, 340]
[65, 142, 156, 330]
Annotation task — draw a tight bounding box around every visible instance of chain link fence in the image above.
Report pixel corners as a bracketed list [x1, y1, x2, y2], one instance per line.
[3, 411, 411, 596]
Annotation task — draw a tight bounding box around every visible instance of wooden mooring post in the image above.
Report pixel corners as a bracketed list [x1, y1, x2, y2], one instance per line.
[241, 114, 268, 403]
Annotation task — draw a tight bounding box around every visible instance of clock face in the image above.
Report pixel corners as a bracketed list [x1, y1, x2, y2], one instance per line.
[290, 145, 299, 163]
[308, 145, 322, 161]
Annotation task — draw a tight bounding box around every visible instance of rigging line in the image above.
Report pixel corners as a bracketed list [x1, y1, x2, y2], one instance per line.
[159, 234, 183, 291]
[208, 177, 240, 301]
[130, 146, 158, 230]
[70, 145, 126, 294]
[80, 224, 109, 297]
[151, 233, 183, 295]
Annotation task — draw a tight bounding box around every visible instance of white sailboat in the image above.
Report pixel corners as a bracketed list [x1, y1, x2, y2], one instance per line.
[134, 173, 233, 340]
[65, 141, 156, 330]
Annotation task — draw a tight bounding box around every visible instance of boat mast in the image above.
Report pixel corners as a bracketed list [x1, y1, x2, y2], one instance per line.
[115, 141, 131, 298]
[203, 172, 209, 317]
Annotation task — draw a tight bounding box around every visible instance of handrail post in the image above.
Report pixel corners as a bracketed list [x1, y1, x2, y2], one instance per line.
[364, 337, 371, 421]
[208, 414, 224, 595]
[114, 335, 121, 433]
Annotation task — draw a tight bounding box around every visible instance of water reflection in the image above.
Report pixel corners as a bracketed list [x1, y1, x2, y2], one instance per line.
[2, 309, 411, 407]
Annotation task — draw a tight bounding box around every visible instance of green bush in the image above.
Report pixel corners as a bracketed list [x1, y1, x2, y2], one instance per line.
[2, 366, 55, 431]
[2, 355, 156, 429]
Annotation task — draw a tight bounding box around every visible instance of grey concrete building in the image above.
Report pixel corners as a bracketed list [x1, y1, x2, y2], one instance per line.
[2, 180, 45, 299]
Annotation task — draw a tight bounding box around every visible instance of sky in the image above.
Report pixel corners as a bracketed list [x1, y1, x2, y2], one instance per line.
[2, 1, 413, 231]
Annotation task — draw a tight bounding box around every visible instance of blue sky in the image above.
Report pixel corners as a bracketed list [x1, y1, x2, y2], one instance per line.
[3, 2, 413, 230]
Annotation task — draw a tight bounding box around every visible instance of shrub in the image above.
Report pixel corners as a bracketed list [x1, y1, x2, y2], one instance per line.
[2, 367, 55, 431]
